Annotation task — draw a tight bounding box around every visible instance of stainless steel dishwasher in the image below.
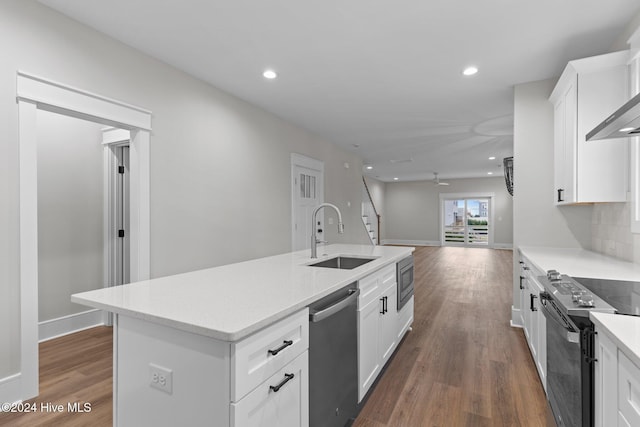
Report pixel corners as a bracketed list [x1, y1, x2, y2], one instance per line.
[308, 283, 360, 427]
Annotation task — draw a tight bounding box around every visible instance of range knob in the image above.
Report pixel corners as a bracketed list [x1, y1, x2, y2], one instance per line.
[547, 270, 561, 280]
[571, 290, 586, 302]
[578, 294, 595, 307]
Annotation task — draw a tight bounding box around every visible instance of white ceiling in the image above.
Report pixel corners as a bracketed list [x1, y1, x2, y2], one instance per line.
[40, 0, 640, 182]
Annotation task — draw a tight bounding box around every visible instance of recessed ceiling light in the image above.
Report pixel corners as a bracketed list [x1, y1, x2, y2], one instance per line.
[488, 156, 496, 160]
[463, 66, 478, 76]
[393, 177, 399, 181]
[620, 127, 635, 132]
[365, 165, 373, 170]
[263, 69, 277, 79]
[487, 172, 493, 175]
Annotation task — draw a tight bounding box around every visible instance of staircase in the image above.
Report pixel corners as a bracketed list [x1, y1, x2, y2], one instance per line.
[362, 178, 381, 245]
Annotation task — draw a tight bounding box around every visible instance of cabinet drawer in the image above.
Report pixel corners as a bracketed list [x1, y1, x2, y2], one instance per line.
[358, 272, 380, 309]
[380, 264, 396, 287]
[618, 351, 640, 427]
[231, 351, 309, 427]
[231, 309, 308, 401]
[358, 264, 395, 308]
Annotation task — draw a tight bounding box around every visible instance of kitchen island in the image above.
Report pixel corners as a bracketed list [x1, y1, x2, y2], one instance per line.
[72, 244, 414, 427]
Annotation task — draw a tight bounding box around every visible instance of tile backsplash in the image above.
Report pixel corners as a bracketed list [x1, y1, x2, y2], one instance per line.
[591, 202, 634, 262]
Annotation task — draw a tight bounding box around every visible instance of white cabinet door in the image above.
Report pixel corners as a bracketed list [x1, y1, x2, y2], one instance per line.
[521, 273, 532, 344]
[550, 51, 629, 204]
[594, 328, 617, 427]
[397, 296, 414, 340]
[553, 78, 577, 204]
[379, 282, 398, 365]
[529, 276, 546, 388]
[358, 296, 381, 402]
[231, 351, 309, 427]
[618, 351, 640, 427]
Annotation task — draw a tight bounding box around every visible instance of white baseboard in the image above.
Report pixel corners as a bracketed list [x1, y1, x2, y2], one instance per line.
[511, 306, 523, 328]
[493, 243, 513, 250]
[0, 373, 22, 406]
[382, 239, 513, 250]
[39, 309, 104, 342]
[382, 239, 441, 246]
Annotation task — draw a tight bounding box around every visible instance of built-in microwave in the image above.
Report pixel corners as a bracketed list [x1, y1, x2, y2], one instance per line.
[397, 255, 414, 311]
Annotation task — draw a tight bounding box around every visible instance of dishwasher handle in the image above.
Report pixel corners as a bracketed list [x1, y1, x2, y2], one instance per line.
[310, 288, 360, 323]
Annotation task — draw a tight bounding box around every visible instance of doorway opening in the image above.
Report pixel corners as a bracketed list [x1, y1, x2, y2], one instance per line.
[14, 71, 151, 401]
[36, 111, 131, 341]
[440, 193, 494, 247]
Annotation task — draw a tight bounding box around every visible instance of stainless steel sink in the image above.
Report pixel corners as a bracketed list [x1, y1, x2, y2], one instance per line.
[307, 256, 376, 270]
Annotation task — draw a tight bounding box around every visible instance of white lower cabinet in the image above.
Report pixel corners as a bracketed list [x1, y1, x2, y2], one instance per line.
[231, 351, 309, 427]
[594, 329, 617, 427]
[518, 252, 546, 390]
[618, 351, 640, 427]
[594, 325, 640, 427]
[358, 292, 381, 401]
[115, 308, 309, 427]
[357, 263, 413, 402]
[380, 282, 398, 365]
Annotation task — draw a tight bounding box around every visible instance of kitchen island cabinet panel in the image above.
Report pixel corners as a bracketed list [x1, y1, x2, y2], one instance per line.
[115, 315, 231, 427]
[357, 292, 381, 402]
[379, 281, 398, 365]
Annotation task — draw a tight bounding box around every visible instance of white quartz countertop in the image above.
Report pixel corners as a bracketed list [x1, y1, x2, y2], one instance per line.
[519, 246, 640, 281]
[72, 244, 413, 342]
[591, 312, 640, 369]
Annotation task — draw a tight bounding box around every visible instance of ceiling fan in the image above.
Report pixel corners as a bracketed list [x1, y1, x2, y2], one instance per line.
[433, 172, 449, 186]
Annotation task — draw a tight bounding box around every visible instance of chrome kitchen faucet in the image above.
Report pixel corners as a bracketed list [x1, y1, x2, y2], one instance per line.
[310, 203, 344, 258]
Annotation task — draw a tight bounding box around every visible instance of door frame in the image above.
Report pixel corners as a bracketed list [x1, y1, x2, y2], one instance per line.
[15, 71, 152, 400]
[439, 192, 495, 247]
[102, 127, 131, 326]
[290, 153, 324, 251]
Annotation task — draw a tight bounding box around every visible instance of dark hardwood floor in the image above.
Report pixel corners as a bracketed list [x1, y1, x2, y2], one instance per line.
[0, 326, 113, 426]
[0, 246, 553, 426]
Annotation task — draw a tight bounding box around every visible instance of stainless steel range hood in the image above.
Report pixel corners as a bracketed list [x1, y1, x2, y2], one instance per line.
[587, 91, 640, 141]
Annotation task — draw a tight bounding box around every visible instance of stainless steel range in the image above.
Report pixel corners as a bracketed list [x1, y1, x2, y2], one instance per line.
[538, 270, 616, 427]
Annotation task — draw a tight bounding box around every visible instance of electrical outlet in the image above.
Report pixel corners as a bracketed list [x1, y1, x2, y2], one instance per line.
[149, 363, 173, 394]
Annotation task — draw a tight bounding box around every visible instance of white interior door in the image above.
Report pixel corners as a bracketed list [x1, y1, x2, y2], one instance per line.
[291, 154, 324, 251]
[115, 145, 130, 286]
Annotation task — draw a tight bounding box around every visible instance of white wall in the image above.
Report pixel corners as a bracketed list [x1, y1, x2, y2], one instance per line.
[511, 79, 593, 323]
[0, 1, 369, 386]
[383, 177, 514, 246]
[37, 110, 104, 322]
[513, 79, 592, 250]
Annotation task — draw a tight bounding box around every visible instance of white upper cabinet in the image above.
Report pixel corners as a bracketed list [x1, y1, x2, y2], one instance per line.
[628, 29, 640, 233]
[550, 51, 629, 205]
